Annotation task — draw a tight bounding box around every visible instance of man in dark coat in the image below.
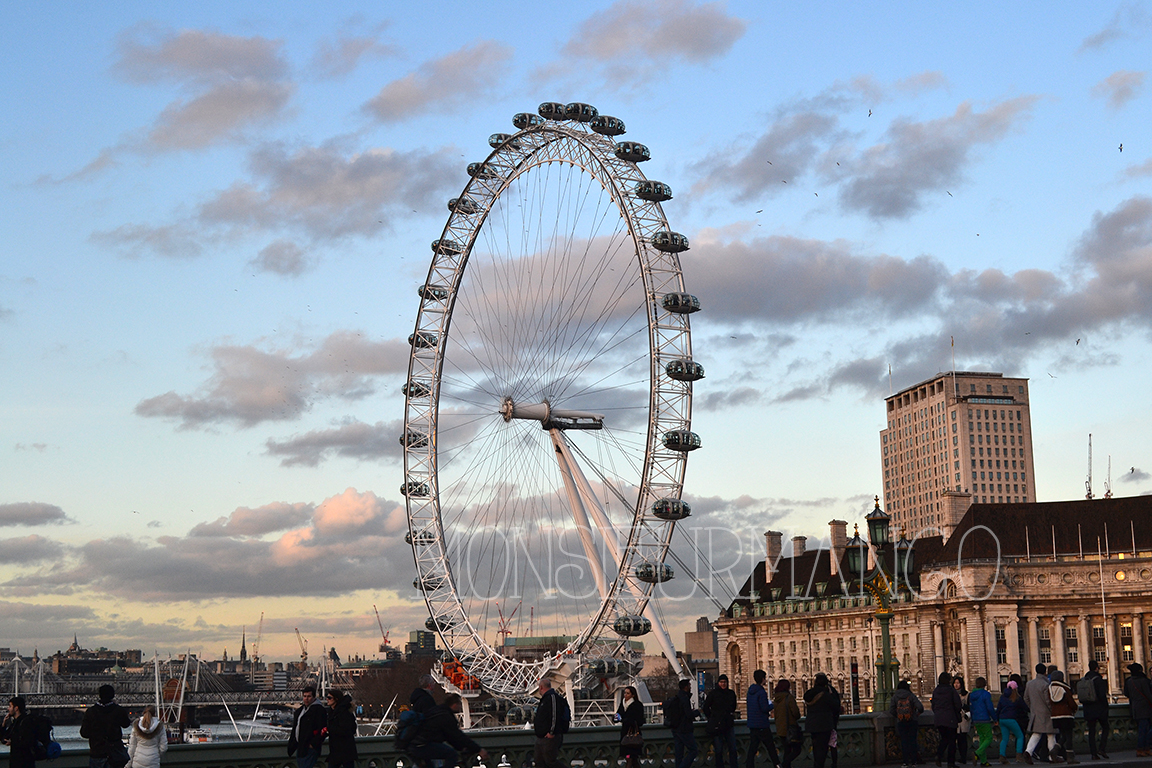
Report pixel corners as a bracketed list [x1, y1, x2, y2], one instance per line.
[534, 679, 567, 768]
[703, 674, 739, 768]
[669, 678, 700, 768]
[287, 686, 327, 768]
[410, 674, 438, 714]
[1080, 660, 1109, 759]
[803, 673, 841, 768]
[408, 693, 489, 767]
[80, 684, 130, 768]
[1123, 663, 1152, 757]
[888, 680, 924, 768]
[744, 670, 779, 768]
[1, 697, 40, 768]
[931, 672, 963, 768]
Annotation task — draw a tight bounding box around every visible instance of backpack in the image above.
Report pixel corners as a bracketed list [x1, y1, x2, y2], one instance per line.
[554, 692, 571, 735]
[662, 694, 682, 729]
[1076, 676, 1097, 703]
[394, 708, 425, 750]
[31, 713, 60, 761]
[895, 695, 914, 722]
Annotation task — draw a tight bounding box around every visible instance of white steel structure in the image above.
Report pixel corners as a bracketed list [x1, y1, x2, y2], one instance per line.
[401, 103, 702, 697]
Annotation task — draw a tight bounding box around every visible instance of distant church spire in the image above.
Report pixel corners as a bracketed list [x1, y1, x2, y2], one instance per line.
[239, 628, 247, 663]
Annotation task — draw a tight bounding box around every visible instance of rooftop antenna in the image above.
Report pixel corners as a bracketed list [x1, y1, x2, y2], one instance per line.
[1085, 434, 1094, 499]
[1104, 455, 1113, 498]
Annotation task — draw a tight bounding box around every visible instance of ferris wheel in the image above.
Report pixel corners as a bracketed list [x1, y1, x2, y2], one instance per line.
[401, 102, 702, 697]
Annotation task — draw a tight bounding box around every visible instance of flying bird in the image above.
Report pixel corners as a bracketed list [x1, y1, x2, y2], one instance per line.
[1024, 332, 1031, 335]
[1119, 143, 1123, 152]
[1132, 467, 1137, 474]
[781, 180, 787, 184]
[766, 160, 773, 165]
[1076, 338, 1080, 345]
[1047, 373, 1056, 378]
[836, 162, 840, 166]
[947, 191, 953, 197]
[868, 109, 872, 117]
[756, 209, 763, 213]
[814, 192, 818, 196]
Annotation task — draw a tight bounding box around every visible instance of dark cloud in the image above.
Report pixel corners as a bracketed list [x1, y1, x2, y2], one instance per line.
[189, 502, 315, 537]
[134, 331, 409, 429]
[1122, 468, 1150, 482]
[1091, 70, 1146, 110]
[362, 41, 512, 122]
[264, 419, 404, 467]
[0, 535, 65, 563]
[0, 502, 70, 527]
[1080, 5, 1151, 51]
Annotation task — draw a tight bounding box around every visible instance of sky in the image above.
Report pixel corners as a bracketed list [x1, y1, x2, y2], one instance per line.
[2, 1, 1151, 665]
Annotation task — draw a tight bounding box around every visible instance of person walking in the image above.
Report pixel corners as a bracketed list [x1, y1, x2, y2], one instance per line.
[888, 680, 924, 768]
[773, 679, 803, 768]
[1122, 662, 1152, 757]
[952, 675, 971, 766]
[127, 705, 166, 768]
[324, 689, 358, 768]
[80, 684, 131, 768]
[616, 686, 645, 768]
[802, 673, 841, 768]
[410, 674, 438, 715]
[703, 674, 739, 768]
[1, 697, 40, 768]
[744, 670, 779, 768]
[931, 672, 963, 768]
[668, 679, 700, 768]
[994, 681, 1026, 764]
[1022, 665, 1056, 765]
[408, 692, 489, 768]
[1078, 660, 1108, 760]
[534, 679, 569, 768]
[287, 686, 326, 768]
[1047, 671, 1077, 763]
[969, 677, 996, 767]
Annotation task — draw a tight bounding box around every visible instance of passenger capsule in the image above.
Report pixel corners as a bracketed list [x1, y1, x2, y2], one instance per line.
[585, 658, 629, 676]
[565, 103, 598, 122]
[590, 115, 626, 136]
[615, 142, 650, 163]
[432, 239, 463, 255]
[426, 616, 458, 631]
[651, 498, 692, 521]
[634, 180, 672, 201]
[513, 112, 546, 130]
[488, 133, 520, 149]
[661, 293, 701, 314]
[662, 430, 701, 452]
[467, 162, 499, 180]
[409, 331, 438, 349]
[399, 430, 429, 448]
[419, 284, 450, 301]
[405, 528, 436, 546]
[665, 359, 705, 382]
[537, 102, 567, 120]
[448, 197, 481, 214]
[634, 562, 675, 583]
[651, 231, 689, 253]
[612, 615, 652, 637]
[401, 479, 431, 497]
[413, 575, 445, 591]
[403, 380, 431, 398]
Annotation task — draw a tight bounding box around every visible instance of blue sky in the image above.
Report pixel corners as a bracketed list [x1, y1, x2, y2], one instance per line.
[1, 1, 1150, 662]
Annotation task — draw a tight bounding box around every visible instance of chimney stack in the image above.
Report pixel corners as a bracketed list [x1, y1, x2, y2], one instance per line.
[764, 531, 783, 580]
[792, 535, 807, 558]
[828, 519, 848, 576]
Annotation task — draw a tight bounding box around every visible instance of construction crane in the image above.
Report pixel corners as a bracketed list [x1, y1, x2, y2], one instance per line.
[294, 627, 308, 665]
[373, 605, 391, 653]
[251, 612, 264, 666]
[496, 600, 521, 645]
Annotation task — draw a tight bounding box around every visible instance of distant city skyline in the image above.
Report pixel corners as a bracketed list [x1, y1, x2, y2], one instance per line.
[2, 1, 1151, 660]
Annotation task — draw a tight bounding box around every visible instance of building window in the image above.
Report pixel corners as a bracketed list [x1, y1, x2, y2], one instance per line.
[996, 627, 1007, 664]
[1039, 628, 1052, 664]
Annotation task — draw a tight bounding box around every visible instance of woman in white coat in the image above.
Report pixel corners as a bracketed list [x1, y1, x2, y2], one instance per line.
[128, 705, 168, 768]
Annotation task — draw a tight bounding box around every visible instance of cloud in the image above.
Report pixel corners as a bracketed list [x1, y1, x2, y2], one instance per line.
[839, 97, 1038, 219]
[0, 535, 65, 564]
[1091, 70, 1146, 110]
[540, 0, 745, 85]
[1121, 467, 1150, 482]
[1080, 5, 1151, 51]
[14, 443, 49, 452]
[134, 331, 410, 429]
[89, 222, 203, 259]
[264, 419, 404, 467]
[363, 41, 512, 122]
[0, 502, 70, 527]
[2, 489, 412, 601]
[1125, 159, 1152, 179]
[249, 240, 311, 276]
[311, 22, 398, 78]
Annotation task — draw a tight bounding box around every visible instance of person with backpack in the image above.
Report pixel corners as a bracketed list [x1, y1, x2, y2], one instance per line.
[1047, 671, 1077, 763]
[666, 678, 700, 768]
[968, 677, 996, 767]
[287, 686, 327, 768]
[1022, 664, 1056, 765]
[127, 705, 167, 768]
[1, 696, 44, 768]
[802, 673, 841, 768]
[81, 683, 131, 768]
[743, 670, 779, 768]
[407, 692, 488, 768]
[324, 689, 358, 768]
[1123, 662, 1152, 757]
[995, 680, 1025, 764]
[1078, 660, 1109, 760]
[534, 679, 570, 768]
[773, 679, 802, 768]
[888, 680, 923, 768]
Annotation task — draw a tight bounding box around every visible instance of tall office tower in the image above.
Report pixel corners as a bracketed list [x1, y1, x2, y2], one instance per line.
[880, 371, 1037, 536]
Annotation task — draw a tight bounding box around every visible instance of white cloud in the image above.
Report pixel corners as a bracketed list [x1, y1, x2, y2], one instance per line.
[1091, 70, 1146, 110]
[362, 41, 512, 122]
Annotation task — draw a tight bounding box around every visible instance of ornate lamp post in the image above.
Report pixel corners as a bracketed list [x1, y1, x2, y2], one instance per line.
[845, 497, 912, 710]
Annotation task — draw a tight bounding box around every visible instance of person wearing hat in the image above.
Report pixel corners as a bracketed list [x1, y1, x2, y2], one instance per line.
[1123, 662, 1152, 757]
[994, 680, 1025, 764]
[1046, 670, 1077, 763]
[80, 684, 131, 768]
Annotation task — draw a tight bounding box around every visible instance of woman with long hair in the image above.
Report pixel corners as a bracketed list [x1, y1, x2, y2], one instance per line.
[616, 685, 645, 768]
[932, 672, 963, 768]
[128, 704, 167, 768]
[326, 689, 359, 768]
[953, 675, 971, 765]
[773, 679, 803, 768]
[996, 680, 1026, 763]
